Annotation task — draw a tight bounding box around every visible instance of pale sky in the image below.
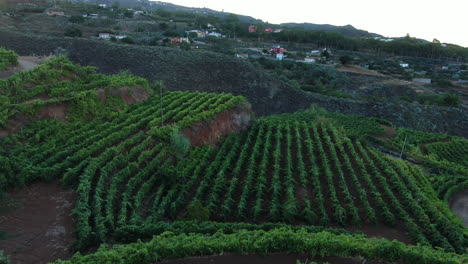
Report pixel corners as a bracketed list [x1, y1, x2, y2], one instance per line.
[154, 0, 468, 47]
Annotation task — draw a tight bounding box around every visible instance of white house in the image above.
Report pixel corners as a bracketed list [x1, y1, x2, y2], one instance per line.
[400, 63, 409, 68]
[98, 4, 107, 8]
[99, 33, 111, 39]
[236, 53, 249, 59]
[412, 78, 431, 84]
[276, 53, 284, 60]
[115, 35, 127, 40]
[304, 57, 316, 63]
[310, 50, 321, 55]
[208, 32, 222, 38]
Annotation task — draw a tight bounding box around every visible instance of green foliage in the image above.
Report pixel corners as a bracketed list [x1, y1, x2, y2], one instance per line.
[0, 48, 18, 71]
[0, 251, 9, 264]
[69, 15, 85, 24]
[186, 200, 210, 221]
[121, 37, 135, 44]
[253, 58, 350, 97]
[180, 41, 191, 51]
[339, 55, 352, 65]
[170, 130, 190, 158]
[53, 229, 467, 264]
[416, 93, 461, 107]
[64, 27, 82, 37]
[0, 56, 151, 126]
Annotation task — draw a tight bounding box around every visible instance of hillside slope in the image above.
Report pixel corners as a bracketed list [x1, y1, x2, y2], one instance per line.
[0, 30, 467, 137]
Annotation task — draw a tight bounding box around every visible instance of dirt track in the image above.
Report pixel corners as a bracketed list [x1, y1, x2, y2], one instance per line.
[450, 189, 468, 226]
[0, 182, 76, 264]
[0, 56, 52, 79]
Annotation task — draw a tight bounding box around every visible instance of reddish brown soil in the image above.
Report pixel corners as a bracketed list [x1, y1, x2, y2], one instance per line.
[419, 138, 452, 155]
[0, 182, 76, 264]
[0, 56, 52, 79]
[336, 65, 385, 77]
[158, 252, 388, 264]
[376, 125, 396, 141]
[0, 102, 68, 137]
[182, 103, 253, 146]
[96, 85, 151, 105]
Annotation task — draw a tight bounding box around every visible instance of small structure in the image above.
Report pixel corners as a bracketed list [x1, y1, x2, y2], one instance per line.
[248, 25, 256, 33]
[208, 32, 222, 38]
[304, 57, 316, 63]
[89, 13, 99, 19]
[441, 43, 448, 47]
[99, 33, 111, 39]
[186, 30, 207, 38]
[399, 62, 409, 68]
[170, 37, 190, 45]
[236, 53, 249, 59]
[310, 50, 321, 56]
[264, 28, 273, 33]
[98, 4, 107, 8]
[46, 10, 64, 16]
[273, 29, 283, 33]
[413, 78, 431, 84]
[374, 37, 394, 42]
[270, 46, 287, 60]
[115, 35, 127, 40]
[133, 10, 145, 15]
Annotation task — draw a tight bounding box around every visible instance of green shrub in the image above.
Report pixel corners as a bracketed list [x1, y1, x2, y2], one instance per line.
[186, 200, 210, 221]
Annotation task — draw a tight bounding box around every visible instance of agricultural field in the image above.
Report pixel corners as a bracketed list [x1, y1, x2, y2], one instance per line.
[0, 51, 467, 263]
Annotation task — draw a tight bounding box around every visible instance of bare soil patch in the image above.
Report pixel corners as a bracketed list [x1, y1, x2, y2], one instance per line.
[449, 189, 468, 226]
[0, 182, 76, 264]
[336, 65, 386, 77]
[377, 125, 396, 140]
[0, 56, 53, 79]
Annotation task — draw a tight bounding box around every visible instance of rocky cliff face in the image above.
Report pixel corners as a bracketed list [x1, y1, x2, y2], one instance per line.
[182, 103, 253, 146]
[1, 30, 466, 137]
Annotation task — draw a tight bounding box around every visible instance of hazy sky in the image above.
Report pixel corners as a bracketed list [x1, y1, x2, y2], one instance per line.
[155, 0, 468, 47]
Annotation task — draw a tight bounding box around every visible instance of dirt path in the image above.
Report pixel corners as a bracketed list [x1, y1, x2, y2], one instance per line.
[0, 182, 76, 264]
[450, 189, 468, 226]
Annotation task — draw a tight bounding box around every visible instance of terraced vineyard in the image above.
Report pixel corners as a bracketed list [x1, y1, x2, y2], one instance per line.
[76, 117, 462, 251]
[0, 90, 247, 200]
[1, 53, 467, 263]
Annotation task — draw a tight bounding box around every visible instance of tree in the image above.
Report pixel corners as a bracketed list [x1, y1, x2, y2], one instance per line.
[159, 22, 169, 31]
[123, 10, 133, 18]
[69, 15, 85, 24]
[111, 1, 120, 9]
[180, 41, 191, 51]
[321, 49, 330, 60]
[188, 32, 198, 39]
[186, 201, 210, 221]
[440, 93, 461, 107]
[121, 37, 135, 44]
[339, 55, 352, 65]
[64, 27, 82, 37]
